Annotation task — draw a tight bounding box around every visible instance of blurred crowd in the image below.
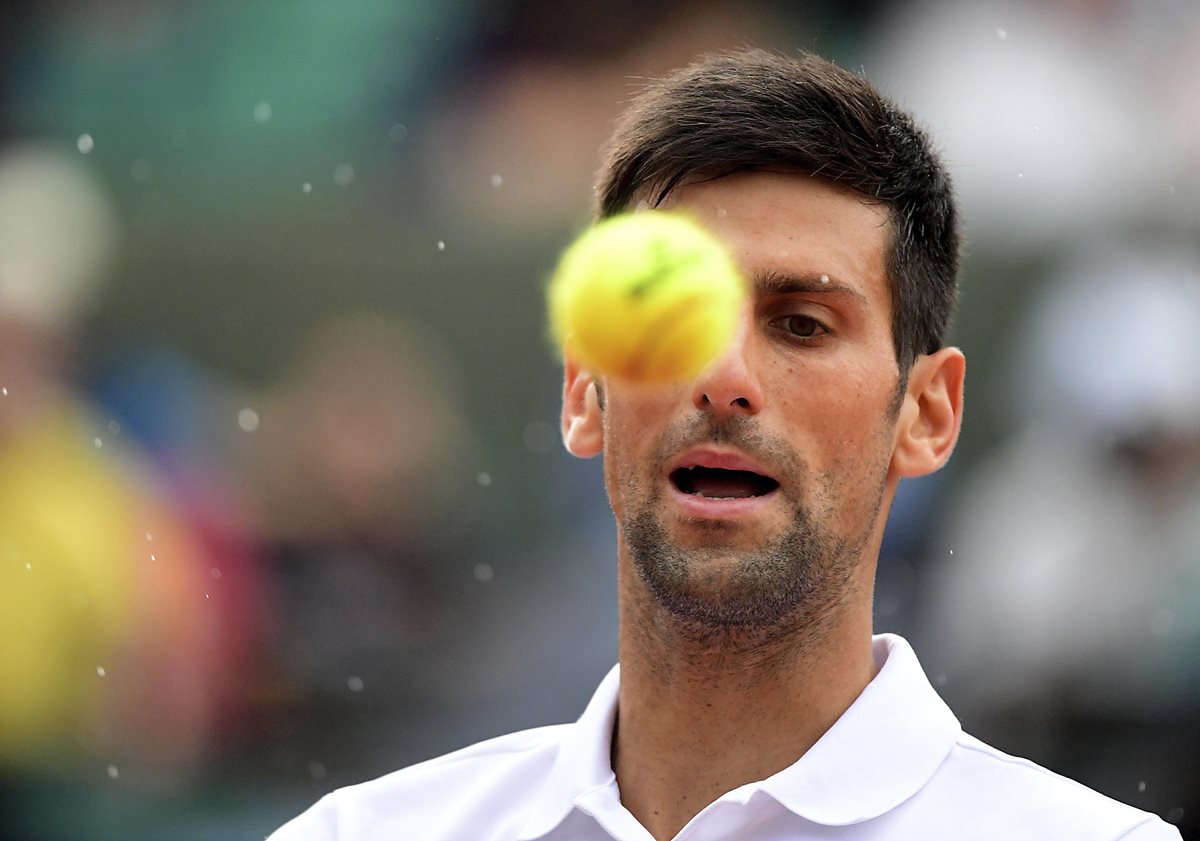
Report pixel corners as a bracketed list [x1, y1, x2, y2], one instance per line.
[0, 1, 1197, 838]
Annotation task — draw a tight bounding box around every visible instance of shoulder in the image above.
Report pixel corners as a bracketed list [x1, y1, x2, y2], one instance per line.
[927, 732, 1181, 840]
[268, 724, 570, 841]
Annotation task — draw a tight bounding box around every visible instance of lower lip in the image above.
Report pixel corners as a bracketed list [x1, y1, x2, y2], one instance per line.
[668, 483, 780, 519]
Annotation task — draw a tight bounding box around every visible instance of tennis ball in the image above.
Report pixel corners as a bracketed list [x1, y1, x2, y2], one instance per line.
[548, 211, 746, 383]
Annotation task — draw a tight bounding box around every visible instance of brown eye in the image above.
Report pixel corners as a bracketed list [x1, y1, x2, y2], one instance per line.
[780, 315, 823, 338]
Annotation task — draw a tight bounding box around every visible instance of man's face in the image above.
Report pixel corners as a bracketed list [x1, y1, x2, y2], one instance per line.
[598, 171, 902, 631]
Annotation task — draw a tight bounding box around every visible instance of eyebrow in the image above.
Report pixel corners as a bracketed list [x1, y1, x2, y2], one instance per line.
[752, 270, 870, 307]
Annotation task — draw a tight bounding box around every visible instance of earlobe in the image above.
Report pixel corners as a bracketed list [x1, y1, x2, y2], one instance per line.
[561, 354, 604, 459]
[891, 347, 965, 478]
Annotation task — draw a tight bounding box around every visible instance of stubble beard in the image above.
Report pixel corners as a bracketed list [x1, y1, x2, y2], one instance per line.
[619, 415, 885, 652]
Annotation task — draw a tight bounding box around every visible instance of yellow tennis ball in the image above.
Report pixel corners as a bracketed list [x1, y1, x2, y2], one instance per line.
[548, 211, 746, 383]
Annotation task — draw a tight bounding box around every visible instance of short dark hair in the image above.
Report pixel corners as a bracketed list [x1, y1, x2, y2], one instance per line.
[594, 49, 960, 374]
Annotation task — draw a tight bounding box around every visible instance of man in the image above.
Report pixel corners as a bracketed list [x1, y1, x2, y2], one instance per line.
[270, 49, 1181, 840]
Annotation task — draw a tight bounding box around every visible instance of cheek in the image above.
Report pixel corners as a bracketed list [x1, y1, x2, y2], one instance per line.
[777, 361, 898, 463]
[600, 399, 668, 516]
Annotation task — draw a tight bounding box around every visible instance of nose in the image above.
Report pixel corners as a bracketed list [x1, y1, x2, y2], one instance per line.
[690, 305, 763, 417]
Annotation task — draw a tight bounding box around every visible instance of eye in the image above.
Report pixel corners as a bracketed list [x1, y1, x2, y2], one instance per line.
[774, 314, 828, 339]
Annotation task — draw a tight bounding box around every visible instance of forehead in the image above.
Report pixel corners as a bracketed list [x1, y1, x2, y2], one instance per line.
[659, 171, 891, 308]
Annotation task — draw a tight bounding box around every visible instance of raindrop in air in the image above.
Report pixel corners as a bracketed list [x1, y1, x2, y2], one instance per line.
[238, 408, 260, 432]
[523, 420, 557, 454]
[77, 134, 94, 154]
[1150, 608, 1175, 636]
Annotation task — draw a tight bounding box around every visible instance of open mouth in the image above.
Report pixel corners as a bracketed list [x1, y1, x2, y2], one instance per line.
[669, 466, 780, 499]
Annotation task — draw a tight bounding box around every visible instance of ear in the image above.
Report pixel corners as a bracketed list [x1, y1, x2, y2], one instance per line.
[561, 352, 603, 458]
[891, 347, 965, 478]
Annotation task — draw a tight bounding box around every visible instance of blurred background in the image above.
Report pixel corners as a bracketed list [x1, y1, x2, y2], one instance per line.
[0, 0, 1196, 838]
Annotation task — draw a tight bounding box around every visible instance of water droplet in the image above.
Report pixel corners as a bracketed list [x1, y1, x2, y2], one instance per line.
[238, 408, 260, 432]
[934, 673, 947, 687]
[490, 173, 503, 188]
[1, 387, 7, 396]
[24, 562, 31, 571]
[1017, 173, 1024, 179]
[107, 420, 120, 435]
[819, 274, 830, 285]
[210, 568, 222, 579]
[716, 208, 728, 218]
[205, 593, 211, 600]
[474, 563, 495, 583]
[107, 765, 119, 779]
[77, 134, 94, 154]
[949, 549, 954, 555]
[333, 163, 355, 187]
[437, 240, 446, 251]
[523, 420, 557, 454]
[1138, 781, 1147, 792]
[253, 101, 273, 123]
[97, 666, 106, 677]
[1150, 607, 1175, 636]
[347, 676, 364, 692]
[150, 554, 157, 562]
[388, 123, 408, 143]
[93, 437, 103, 448]
[477, 472, 492, 487]
[145, 532, 153, 541]
[307, 761, 327, 779]
[302, 182, 313, 194]
[996, 27, 1008, 40]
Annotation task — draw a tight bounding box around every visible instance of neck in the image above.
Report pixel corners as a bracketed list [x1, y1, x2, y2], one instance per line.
[611, 558, 877, 841]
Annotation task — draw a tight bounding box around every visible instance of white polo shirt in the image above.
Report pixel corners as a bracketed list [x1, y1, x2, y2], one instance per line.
[269, 634, 1180, 840]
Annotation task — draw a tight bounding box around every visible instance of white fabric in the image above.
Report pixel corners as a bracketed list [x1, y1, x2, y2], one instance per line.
[269, 634, 1180, 840]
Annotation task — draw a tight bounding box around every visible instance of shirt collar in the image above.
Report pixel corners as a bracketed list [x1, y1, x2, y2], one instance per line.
[517, 664, 622, 840]
[518, 634, 961, 838]
[758, 633, 962, 824]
